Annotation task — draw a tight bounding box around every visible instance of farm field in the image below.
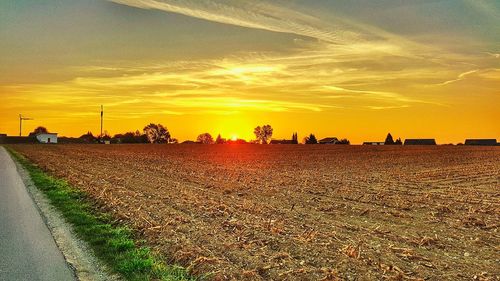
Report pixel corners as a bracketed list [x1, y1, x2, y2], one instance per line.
[9, 144, 500, 281]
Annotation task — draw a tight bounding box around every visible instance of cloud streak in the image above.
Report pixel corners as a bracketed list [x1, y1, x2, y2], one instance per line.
[109, 0, 385, 45]
[437, 69, 479, 86]
[2, 50, 448, 120]
[108, 0, 461, 74]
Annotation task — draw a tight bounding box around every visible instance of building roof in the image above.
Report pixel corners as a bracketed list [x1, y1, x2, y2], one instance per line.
[270, 139, 294, 144]
[363, 142, 384, 145]
[319, 137, 338, 143]
[464, 139, 497, 146]
[29, 132, 58, 137]
[404, 139, 436, 145]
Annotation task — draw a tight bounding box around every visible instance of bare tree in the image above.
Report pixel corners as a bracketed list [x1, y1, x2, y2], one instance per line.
[143, 123, 171, 143]
[197, 133, 214, 144]
[253, 124, 273, 144]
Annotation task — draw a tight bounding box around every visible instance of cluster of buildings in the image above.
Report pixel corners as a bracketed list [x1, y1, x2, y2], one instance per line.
[363, 139, 437, 145]
[270, 136, 498, 146]
[363, 138, 499, 146]
[0, 133, 58, 144]
[463, 139, 498, 146]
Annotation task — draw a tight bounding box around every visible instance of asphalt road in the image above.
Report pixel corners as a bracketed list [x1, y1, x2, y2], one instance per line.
[0, 147, 75, 281]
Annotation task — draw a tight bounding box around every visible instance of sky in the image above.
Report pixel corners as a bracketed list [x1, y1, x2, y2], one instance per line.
[0, 0, 499, 143]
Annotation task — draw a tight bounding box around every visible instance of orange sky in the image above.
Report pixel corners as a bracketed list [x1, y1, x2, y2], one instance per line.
[1, 0, 499, 143]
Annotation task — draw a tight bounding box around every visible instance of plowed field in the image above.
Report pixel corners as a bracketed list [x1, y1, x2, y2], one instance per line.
[9, 144, 500, 281]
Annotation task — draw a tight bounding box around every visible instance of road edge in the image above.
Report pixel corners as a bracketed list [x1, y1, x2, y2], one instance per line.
[6, 148, 121, 281]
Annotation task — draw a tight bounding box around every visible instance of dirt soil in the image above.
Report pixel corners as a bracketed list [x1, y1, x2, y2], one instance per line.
[9, 144, 500, 281]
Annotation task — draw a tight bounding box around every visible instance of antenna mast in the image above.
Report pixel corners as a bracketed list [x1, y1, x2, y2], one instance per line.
[19, 114, 34, 136]
[100, 105, 103, 138]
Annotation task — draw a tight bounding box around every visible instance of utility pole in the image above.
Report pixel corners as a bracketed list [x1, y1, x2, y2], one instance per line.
[19, 114, 33, 136]
[100, 105, 103, 138]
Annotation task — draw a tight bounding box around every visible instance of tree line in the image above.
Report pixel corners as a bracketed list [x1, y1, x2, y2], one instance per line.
[29, 123, 370, 145]
[78, 123, 177, 144]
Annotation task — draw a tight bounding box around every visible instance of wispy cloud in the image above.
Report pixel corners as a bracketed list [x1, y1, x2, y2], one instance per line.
[485, 52, 500, 59]
[108, 0, 432, 61]
[319, 85, 443, 108]
[439, 67, 500, 87]
[437, 69, 479, 86]
[2, 50, 448, 119]
[109, 0, 362, 44]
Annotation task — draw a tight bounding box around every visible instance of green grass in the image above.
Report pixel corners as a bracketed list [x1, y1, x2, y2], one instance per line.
[6, 147, 195, 281]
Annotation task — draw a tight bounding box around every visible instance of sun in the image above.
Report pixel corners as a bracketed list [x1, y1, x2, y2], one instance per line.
[231, 135, 238, 141]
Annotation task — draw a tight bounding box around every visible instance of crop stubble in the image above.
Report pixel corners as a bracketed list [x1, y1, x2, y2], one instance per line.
[10, 144, 500, 280]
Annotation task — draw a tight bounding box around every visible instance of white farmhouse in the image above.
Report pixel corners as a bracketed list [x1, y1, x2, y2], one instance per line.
[36, 133, 58, 144]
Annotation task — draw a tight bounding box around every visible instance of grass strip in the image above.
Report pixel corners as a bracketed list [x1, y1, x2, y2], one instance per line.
[6, 147, 195, 281]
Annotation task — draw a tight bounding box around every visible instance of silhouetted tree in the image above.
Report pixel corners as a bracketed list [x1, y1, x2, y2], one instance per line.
[133, 130, 148, 143]
[170, 138, 179, 144]
[253, 127, 261, 142]
[197, 133, 214, 144]
[385, 133, 395, 145]
[113, 130, 148, 143]
[304, 134, 318, 144]
[291, 132, 298, 144]
[395, 138, 402, 145]
[228, 138, 248, 144]
[143, 123, 171, 144]
[338, 138, 350, 145]
[98, 130, 111, 143]
[254, 125, 273, 144]
[215, 134, 226, 144]
[79, 131, 96, 143]
[30, 126, 49, 135]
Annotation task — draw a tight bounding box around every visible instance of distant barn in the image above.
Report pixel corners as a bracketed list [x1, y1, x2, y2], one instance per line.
[270, 139, 294, 144]
[35, 133, 58, 144]
[363, 142, 384, 145]
[319, 137, 339, 144]
[404, 139, 436, 145]
[464, 139, 497, 146]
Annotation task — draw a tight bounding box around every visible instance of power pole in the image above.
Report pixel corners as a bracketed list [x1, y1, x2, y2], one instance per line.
[100, 105, 103, 138]
[19, 114, 33, 136]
